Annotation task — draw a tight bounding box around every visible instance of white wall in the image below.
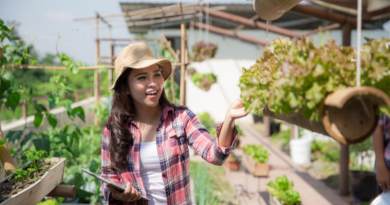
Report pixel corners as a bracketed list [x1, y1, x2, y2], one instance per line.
[185, 59, 254, 124]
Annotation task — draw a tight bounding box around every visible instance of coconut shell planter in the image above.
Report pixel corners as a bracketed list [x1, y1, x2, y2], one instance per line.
[241, 144, 270, 177]
[191, 73, 217, 91]
[253, 0, 302, 21]
[239, 37, 390, 145]
[0, 155, 66, 205]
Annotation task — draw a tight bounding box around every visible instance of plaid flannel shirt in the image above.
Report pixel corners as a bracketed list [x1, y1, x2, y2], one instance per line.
[100, 104, 238, 205]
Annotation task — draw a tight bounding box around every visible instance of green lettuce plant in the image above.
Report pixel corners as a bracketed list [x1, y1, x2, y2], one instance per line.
[13, 169, 29, 182]
[267, 175, 302, 205]
[239, 37, 390, 121]
[242, 144, 270, 163]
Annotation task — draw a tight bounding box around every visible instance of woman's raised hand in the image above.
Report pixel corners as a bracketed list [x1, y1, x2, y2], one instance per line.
[226, 98, 249, 120]
[107, 182, 142, 202]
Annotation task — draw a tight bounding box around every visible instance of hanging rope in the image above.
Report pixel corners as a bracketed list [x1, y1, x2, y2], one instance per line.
[356, 0, 362, 87]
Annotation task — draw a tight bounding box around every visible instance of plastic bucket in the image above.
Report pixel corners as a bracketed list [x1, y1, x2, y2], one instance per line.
[289, 138, 312, 165]
[371, 191, 390, 205]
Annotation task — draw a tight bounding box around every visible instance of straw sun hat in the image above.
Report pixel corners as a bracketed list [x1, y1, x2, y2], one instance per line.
[110, 43, 172, 90]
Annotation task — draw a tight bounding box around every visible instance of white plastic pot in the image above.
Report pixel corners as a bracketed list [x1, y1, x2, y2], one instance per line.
[371, 191, 390, 205]
[289, 138, 312, 165]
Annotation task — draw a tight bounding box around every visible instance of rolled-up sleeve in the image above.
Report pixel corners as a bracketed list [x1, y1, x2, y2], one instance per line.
[184, 110, 238, 166]
[101, 128, 121, 205]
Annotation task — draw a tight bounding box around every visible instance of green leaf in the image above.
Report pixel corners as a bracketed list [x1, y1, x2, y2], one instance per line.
[0, 77, 11, 97]
[89, 159, 99, 172]
[73, 106, 85, 122]
[5, 130, 23, 144]
[47, 113, 57, 128]
[48, 94, 56, 109]
[33, 112, 43, 128]
[2, 73, 14, 88]
[21, 132, 34, 149]
[34, 103, 47, 113]
[5, 92, 20, 112]
[33, 137, 50, 153]
[0, 138, 7, 147]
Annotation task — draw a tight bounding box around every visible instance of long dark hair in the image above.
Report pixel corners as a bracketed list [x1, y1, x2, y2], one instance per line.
[105, 67, 172, 172]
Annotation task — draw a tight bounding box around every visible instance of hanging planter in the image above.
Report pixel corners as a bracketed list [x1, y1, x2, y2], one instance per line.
[191, 41, 218, 62]
[0, 157, 66, 205]
[240, 37, 390, 144]
[191, 73, 217, 91]
[241, 144, 270, 177]
[253, 0, 303, 21]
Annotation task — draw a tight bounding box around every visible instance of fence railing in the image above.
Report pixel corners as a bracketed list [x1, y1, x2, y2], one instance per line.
[1, 88, 94, 120]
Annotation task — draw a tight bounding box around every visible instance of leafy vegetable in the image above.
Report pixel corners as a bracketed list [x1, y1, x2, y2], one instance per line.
[267, 175, 302, 205]
[13, 169, 29, 182]
[239, 37, 390, 121]
[191, 41, 218, 62]
[191, 73, 217, 91]
[242, 144, 270, 163]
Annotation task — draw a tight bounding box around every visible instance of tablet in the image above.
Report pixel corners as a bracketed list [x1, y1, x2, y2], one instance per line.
[82, 168, 150, 202]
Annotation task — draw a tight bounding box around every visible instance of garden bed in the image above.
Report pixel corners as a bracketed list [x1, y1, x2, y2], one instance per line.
[0, 157, 66, 205]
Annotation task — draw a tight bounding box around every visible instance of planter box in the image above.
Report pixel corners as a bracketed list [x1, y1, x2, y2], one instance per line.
[241, 153, 269, 177]
[0, 158, 66, 205]
[269, 193, 282, 205]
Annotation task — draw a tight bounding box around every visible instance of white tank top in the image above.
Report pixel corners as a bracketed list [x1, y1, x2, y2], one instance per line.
[139, 141, 167, 205]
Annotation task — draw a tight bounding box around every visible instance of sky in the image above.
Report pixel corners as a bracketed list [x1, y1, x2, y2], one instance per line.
[0, 0, 252, 65]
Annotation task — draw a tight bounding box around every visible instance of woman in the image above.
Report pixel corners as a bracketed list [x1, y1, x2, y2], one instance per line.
[373, 113, 390, 194]
[101, 43, 248, 205]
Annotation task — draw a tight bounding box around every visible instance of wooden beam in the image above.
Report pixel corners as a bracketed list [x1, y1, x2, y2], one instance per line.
[232, 15, 259, 32]
[191, 21, 266, 46]
[291, 4, 358, 27]
[74, 3, 207, 21]
[305, 23, 340, 36]
[364, 5, 390, 20]
[201, 7, 302, 38]
[98, 38, 158, 42]
[47, 185, 76, 198]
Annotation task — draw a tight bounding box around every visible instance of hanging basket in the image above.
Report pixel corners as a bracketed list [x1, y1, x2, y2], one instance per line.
[199, 77, 216, 91]
[253, 0, 303, 21]
[191, 41, 218, 62]
[263, 87, 390, 144]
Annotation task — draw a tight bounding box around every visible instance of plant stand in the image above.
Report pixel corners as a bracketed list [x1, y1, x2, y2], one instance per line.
[264, 87, 390, 144]
[0, 158, 68, 205]
[241, 153, 270, 177]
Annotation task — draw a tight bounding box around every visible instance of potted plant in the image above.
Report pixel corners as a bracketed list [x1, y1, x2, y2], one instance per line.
[225, 154, 240, 171]
[239, 37, 390, 144]
[349, 137, 377, 202]
[241, 144, 270, 176]
[0, 150, 66, 205]
[191, 41, 218, 62]
[266, 175, 302, 205]
[191, 73, 217, 91]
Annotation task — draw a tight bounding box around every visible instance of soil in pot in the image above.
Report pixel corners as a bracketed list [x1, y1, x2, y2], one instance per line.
[349, 170, 377, 201]
[0, 161, 55, 203]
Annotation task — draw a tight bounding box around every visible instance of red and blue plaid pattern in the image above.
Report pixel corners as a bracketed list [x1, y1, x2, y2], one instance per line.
[101, 104, 238, 205]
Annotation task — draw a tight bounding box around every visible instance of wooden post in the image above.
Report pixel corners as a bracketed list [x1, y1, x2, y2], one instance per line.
[339, 22, 351, 196]
[22, 101, 27, 120]
[94, 13, 100, 125]
[180, 23, 186, 106]
[108, 26, 113, 91]
[75, 92, 79, 103]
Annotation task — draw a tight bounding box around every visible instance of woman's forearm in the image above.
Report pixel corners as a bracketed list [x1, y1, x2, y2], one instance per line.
[218, 116, 235, 147]
[373, 124, 385, 165]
